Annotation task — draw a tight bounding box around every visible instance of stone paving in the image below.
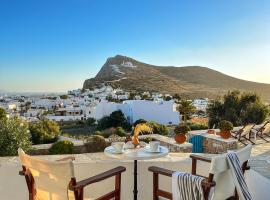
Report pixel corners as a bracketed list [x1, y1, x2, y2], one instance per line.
[246, 139, 270, 179]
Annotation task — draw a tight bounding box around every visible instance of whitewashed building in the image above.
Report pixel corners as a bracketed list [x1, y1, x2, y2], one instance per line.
[192, 98, 209, 112]
[92, 100, 180, 125]
[24, 109, 43, 118]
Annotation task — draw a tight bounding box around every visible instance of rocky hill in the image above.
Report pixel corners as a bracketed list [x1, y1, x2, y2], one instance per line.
[83, 55, 270, 102]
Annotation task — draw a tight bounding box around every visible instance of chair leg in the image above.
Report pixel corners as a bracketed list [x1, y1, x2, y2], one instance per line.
[153, 172, 159, 200]
[115, 174, 121, 200]
[244, 135, 255, 145]
[257, 134, 269, 142]
[238, 138, 248, 146]
[74, 188, 83, 200]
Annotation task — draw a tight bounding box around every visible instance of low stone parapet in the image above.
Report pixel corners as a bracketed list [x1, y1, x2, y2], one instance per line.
[189, 130, 238, 153]
[139, 134, 193, 153]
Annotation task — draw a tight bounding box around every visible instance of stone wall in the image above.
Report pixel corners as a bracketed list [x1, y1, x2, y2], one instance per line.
[203, 137, 238, 154]
[139, 134, 192, 153]
[189, 130, 238, 154]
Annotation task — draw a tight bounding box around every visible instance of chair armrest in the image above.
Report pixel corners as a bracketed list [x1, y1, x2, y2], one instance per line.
[148, 166, 174, 177]
[190, 154, 212, 163]
[148, 166, 215, 187]
[70, 166, 126, 190]
[56, 156, 75, 162]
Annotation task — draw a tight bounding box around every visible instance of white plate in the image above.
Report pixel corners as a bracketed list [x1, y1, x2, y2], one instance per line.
[105, 146, 124, 154]
[144, 146, 162, 153]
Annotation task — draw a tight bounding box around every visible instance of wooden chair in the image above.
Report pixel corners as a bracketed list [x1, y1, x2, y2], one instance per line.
[253, 121, 270, 142]
[231, 124, 255, 145]
[148, 145, 252, 200]
[18, 149, 126, 200]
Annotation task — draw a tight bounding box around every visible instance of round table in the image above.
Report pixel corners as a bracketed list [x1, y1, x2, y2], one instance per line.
[104, 145, 169, 200]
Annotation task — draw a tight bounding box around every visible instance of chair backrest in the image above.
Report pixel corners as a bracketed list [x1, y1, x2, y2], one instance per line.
[18, 149, 75, 200]
[209, 145, 252, 200]
[240, 124, 255, 137]
[262, 122, 270, 134]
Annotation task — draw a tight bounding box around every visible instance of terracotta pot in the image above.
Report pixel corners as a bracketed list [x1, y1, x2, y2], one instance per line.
[132, 136, 139, 146]
[207, 129, 216, 134]
[174, 134, 186, 144]
[220, 130, 231, 139]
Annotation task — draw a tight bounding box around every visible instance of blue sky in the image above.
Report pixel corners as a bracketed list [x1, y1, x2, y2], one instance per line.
[0, 0, 269, 92]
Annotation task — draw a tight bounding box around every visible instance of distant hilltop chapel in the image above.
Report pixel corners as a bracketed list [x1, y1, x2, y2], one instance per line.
[121, 61, 136, 68]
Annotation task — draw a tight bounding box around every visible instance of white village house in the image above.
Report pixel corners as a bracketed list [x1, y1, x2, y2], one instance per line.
[193, 98, 209, 112]
[93, 100, 180, 125]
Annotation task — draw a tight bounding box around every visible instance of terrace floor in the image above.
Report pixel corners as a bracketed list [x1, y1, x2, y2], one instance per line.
[247, 139, 270, 179]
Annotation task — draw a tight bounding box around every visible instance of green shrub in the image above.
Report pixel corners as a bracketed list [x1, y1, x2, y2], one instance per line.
[94, 131, 102, 136]
[84, 135, 107, 152]
[49, 140, 74, 155]
[189, 123, 208, 130]
[0, 118, 32, 156]
[174, 124, 191, 135]
[140, 137, 153, 143]
[101, 127, 117, 138]
[97, 127, 126, 138]
[218, 120, 233, 131]
[147, 121, 169, 135]
[115, 127, 126, 137]
[0, 108, 7, 121]
[30, 120, 60, 144]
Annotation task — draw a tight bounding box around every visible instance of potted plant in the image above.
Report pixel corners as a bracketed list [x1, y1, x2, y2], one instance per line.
[174, 124, 190, 144]
[132, 123, 152, 146]
[218, 120, 233, 139]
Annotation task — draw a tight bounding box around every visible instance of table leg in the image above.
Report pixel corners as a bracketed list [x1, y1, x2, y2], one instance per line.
[133, 160, 138, 200]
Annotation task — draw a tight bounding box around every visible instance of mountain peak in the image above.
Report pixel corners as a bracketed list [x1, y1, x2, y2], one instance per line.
[105, 55, 134, 66]
[83, 56, 270, 102]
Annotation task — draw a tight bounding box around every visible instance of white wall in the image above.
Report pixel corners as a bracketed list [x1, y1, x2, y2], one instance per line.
[45, 115, 83, 122]
[121, 100, 179, 125]
[93, 100, 180, 125]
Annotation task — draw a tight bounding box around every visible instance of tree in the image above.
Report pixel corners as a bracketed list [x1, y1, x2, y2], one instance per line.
[240, 102, 269, 125]
[25, 101, 31, 111]
[164, 96, 172, 101]
[177, 100, 196, 124]
[129, 92, 136, 100]
[85, 117, 96, 126]
[207, 99, 224, 128]
[29, 120, 60, 144]
[207, 90, 269, 127]
[0, 107, 7, 121]
[0, 118, 32, 156]
[173, 94, 181, 101]
[60, 95, 68, 99]
[97, 110, 131, 130]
